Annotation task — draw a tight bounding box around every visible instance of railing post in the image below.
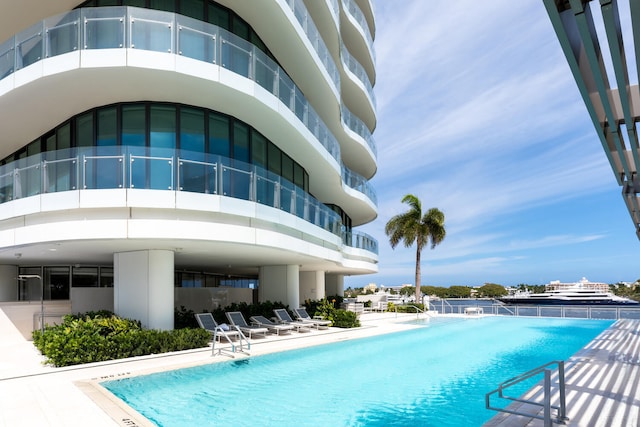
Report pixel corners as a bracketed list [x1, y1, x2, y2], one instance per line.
[543, 369, 552, 427]
[558, 361, 567, 423]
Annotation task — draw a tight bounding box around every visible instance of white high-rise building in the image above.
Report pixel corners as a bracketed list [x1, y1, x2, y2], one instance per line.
[0, 0, 378, 332]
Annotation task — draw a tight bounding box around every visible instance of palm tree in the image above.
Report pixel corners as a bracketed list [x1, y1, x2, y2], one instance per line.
[385, 194, 446, 306]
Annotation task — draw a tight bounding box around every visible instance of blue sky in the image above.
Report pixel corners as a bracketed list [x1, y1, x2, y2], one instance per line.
[345, 0, 640, 288]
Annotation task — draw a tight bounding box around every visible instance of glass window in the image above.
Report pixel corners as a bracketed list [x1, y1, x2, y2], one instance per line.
[149, 0, 175, 12]
[208, 4, 229, 30]
[267, 142, 280, 175]
[100, 267, 114, 287]
[150, 105, 176, 149]
[180, 107, 204, 153]
[282, 153, 293, 183]
[232, 16, 249, 41]
[97, 107, 118, 146]
[294, 163, 304, 189]
[209, 114, 229, 157]
[72, 267, 99, 287]
[251, 130, 267, 168]
[44, 266, 70, 300]
[232, 122, 249, 163]
[122, 104, 147, 147]
[57, 123, 71, 150]
[179, 0, 204, 20]
[123, 0, 145, 6]
[76, 112, 94, 147]
[17, 267, 42, 302]
[28, 139, 42, 156]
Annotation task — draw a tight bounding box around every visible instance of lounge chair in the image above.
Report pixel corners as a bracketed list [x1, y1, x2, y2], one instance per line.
[195, 312, 249, 355]
[226, 311, 269, 339]
[273, 308, 312, 332]
[249, 315, 294, 335]
[293, 307, 331, 329]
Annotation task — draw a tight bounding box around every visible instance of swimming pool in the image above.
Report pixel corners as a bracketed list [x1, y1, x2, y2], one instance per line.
[102, 317, 613, 426]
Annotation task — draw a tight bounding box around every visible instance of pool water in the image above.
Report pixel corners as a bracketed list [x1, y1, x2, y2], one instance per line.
[103, 317, 613, 426]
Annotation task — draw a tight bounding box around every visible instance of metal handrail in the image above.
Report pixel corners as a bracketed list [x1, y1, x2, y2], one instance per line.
[212, 325, 250, 357]
[486, 360, 568, 426]
[406, 304, 425, 318]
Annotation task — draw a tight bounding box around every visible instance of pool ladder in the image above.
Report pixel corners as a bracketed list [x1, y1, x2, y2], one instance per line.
[212, 326, 251, 358]
[485, 360, 568, 426]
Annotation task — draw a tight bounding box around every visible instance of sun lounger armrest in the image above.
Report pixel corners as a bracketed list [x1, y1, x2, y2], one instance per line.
[313, 315, 325, 320]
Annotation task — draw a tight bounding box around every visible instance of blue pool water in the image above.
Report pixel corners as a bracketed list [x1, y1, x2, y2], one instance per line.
[103, 317, 613, 426]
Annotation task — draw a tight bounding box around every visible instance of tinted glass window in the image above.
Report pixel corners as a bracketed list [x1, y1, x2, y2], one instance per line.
[97, 107, 118, 146]
[122, 104, 147, 147]
[180, 107, 205, 153]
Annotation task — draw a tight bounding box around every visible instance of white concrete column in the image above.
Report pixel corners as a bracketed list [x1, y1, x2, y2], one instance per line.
[325, 274, 344, 297]
[259, 265, 299, 308]
[114, 250, 174, 330]
[299, 271, 325, 302]
[0, 265, 17, 301]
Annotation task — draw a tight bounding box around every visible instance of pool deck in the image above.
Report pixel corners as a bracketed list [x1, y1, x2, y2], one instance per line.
[484, 318, 640, 427]
[0, 311, 638, 426]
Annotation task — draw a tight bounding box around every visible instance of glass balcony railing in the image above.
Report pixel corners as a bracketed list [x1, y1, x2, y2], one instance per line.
[283, 0, 341, 89]
[0, 6, 377, 207]
[342, 0, 376, 64]
[0, 146, 377, 254]
[344, 230, 378, 254]
[341, 44, 376, 109]
[341, 105, 376, 157]
[342, 166, 377, 206]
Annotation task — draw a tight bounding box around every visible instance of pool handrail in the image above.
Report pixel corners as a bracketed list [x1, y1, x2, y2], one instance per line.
[485, 360, 568, 427]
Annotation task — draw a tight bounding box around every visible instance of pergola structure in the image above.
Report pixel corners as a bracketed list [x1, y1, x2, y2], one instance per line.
[543, 0, 640, 238]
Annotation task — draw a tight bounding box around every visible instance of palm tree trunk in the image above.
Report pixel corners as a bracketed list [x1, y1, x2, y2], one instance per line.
[415, 247, 421, 305]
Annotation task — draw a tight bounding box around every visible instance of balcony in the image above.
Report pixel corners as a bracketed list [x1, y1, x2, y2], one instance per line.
[0, 6, 376, 210]
[0, 146, 377, 254]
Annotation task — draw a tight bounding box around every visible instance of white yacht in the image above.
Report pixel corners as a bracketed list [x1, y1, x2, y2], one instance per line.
[499, 278, 639, 306]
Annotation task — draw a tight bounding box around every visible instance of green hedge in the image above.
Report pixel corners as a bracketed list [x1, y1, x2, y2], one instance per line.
[306, 298, 360, 328]
[32, 312, 210, 367]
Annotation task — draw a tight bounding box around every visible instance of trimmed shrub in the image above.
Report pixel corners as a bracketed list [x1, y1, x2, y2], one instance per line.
[32, 312, 210, 367]
[304, 298, 360, 328]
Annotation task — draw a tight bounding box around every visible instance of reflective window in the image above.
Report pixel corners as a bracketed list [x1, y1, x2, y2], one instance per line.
[282, 153, 293, 183]
[44, 266, 70, 300]
[76, 112, 94, 147]
[180, 0, 204, 20]
[97, 107, 118, 146]
[72, 267, 99, 287]
[180, 107, 204, 153]
[57, 123, 71, 150]
[150, 105, 176, 150]
[251, 131, 267, 168]
[232, 122, 249, 163]
[268, 142, 280, 176]
[100, 267, 114, 287]
[209, 114, 229, 157]
[122, 105, 146, 147]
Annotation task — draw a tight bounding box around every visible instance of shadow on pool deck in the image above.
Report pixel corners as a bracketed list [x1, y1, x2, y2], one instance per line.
[483, 319, 640, 427]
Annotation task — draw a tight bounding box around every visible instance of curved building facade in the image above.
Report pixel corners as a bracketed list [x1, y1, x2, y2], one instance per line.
[0, 0, 378, 330]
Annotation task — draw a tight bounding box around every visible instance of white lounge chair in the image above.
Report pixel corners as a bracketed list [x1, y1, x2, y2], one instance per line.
[273, 309, 312, 332]
[293, 307, 331, 329]
[226, 311, 269, 339]
[249, 315, 294, 335]
[195, 312, 249, 355]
